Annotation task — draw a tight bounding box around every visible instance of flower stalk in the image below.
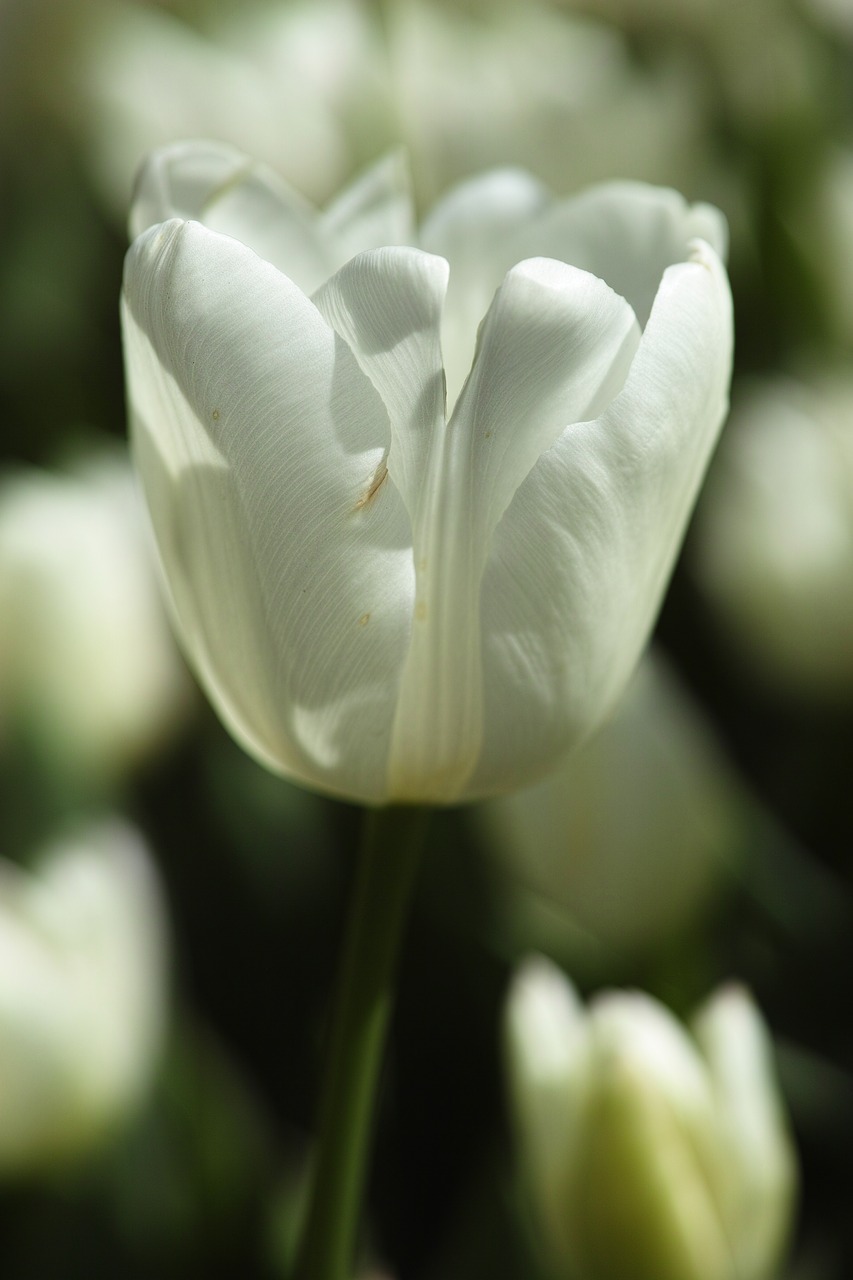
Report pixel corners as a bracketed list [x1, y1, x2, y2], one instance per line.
[292, 804, 430, 1280]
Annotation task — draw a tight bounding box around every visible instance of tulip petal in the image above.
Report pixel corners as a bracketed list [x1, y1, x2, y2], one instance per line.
[473, 240, 732, 795]
[387, 257, 640, 801]
[319, 151, 417, 267]
[693, 986, 797, 1280]
[420, 166, 551, 270]
[420, 173, 722, 408]
[570, 994, 731, 1280]
[129, 139, 241, 237]
[504, 957, 590, 1260]
[509, 181, 729, 327]
[420, 168, 551, 407]
[312, 246, 448, 517]
[122, 218, 415, 802]
[129, 139, 323, 281]
[130, 141, 414, 295]
[451, 257, 641, 531]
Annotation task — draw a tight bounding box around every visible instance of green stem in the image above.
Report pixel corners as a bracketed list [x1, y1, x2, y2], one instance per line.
[292, 805, 430, 1280]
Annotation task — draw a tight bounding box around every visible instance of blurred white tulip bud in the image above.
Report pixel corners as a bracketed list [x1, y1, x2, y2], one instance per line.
[692, 374, 853, 699]
[64, 0, 394, 216]
[802, 0, 853, 41]
[505, 958, 797, 1280]
[0, 819, 168, 1174]
[65, 0, 721, 227]
[790, 147, 853, 349]
[574, 0, 823, 131]
[481, 651, 742, 955]
[387, 0, 709, 205]
[0, 448, 190, 786]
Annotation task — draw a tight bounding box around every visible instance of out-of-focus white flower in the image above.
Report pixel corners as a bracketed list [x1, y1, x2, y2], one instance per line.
[801, 0, 853, 40]
[0, 819, 168, 1174]
[64, 0, 394, 216]
[481, 650, 742, 954]
[505, 957, 797, 1280]
[121, 141, 732, 805]
[65, 0, 724, 225]
[386, 0, 709, 205]
[563, 0, 717, 25]
[0, 449, 190, 785]
[570, 0, 824, 132]
[790, 147, 853, 350]
[692, 374, 853, 699]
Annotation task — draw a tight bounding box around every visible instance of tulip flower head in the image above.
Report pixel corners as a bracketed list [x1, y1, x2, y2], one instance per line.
[122, 142, 732, 804]
[693, 373, 853, 698]
[482, 650, 742, 954]
[0, 821, 168, 1174]
[0, 451, 190, 787]
[505, 958, 797, 1280]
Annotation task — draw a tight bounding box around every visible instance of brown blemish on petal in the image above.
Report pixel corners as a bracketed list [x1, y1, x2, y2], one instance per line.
[354, 458, 388, 511]
[415, 601, 428, 622]
[358, 612, 371, 627]
[211, 408, 220, 421]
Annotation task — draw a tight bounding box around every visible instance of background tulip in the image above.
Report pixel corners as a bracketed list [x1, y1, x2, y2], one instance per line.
[57, 0, 714, 222]
[56, 0, 395, 217]
[692, 373, 853, 699]
[382, 0, 709, 205]
[504, 957, 798, 1280]
[0, 820, 168, 1174]
[0, 449, 190, 790]
[481, 649, 744, 957]
[122, 142, 732, 805]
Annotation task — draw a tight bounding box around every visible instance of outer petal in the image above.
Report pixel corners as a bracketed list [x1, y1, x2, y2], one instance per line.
[390, 257, 640, 801]
[692, 986, 798, 1280]
[504, 957, 590, 1260]
[129, 138, 331, 289]
[130, 141, 415, 294]
[121, 219, 414, 803]
[471, 240, 732, 797]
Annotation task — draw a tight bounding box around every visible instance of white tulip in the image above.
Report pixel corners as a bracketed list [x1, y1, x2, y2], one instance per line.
[0, 450, 190, 785]
[692, 374, 853, 698]
[576, 0, 823, 132]
[481, 650, 743, 954]
[0, 820, 168, 1174]
[797, 0, 853, 42]
[65, 0, 394, 216]
[505, 958, 797, 1280]
[121, 142, 732, 805]
[789, 147, 853, 352]
[386, 0, 709, 205]
[63, 0, 712, 222]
